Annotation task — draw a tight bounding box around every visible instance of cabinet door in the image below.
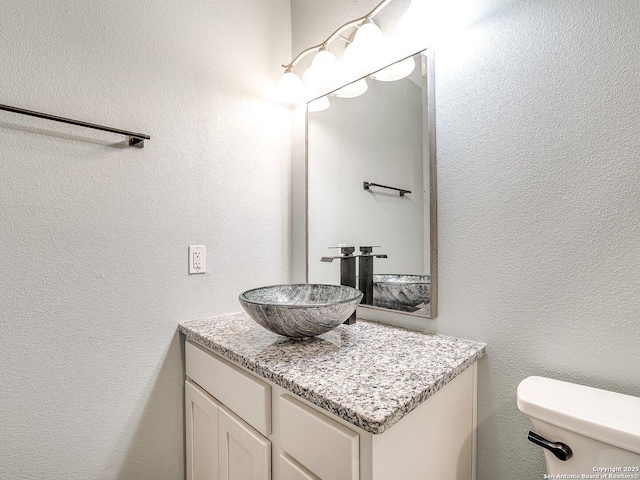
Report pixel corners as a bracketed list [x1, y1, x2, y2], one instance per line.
[218, 406, 271, 480]
[186, 380, 221, 480]
[280, 452, 321, 480]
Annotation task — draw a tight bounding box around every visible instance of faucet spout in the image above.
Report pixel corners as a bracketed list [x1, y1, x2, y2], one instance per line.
[358, 246, 388, 306]
[320, 246, 357, 324]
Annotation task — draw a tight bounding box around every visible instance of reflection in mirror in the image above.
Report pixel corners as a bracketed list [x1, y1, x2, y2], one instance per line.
[306, 49, 437, 319]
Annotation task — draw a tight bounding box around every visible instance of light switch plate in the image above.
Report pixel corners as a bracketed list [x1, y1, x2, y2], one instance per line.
[188, 245, 206, 274]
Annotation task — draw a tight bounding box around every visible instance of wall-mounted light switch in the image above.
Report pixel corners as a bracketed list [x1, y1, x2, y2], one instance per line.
[188, 245, 206, 274]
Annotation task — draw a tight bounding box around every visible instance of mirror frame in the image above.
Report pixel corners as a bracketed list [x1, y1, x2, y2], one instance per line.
[305, 48, 438, 319]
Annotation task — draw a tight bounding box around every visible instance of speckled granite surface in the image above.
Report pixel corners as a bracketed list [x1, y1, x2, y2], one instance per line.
[179, 312, 486, 435]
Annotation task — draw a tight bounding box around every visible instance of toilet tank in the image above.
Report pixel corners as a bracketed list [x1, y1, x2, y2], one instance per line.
[517, 376, 640, 476]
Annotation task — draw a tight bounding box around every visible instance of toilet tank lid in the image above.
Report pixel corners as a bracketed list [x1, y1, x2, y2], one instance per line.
[517, 376, 640, 455]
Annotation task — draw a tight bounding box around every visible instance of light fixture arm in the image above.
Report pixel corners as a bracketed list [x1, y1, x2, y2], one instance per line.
[282, 0, 395, 70]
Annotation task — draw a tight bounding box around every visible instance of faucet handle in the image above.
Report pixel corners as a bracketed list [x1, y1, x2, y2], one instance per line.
[328, 246, 355, 256]
[359, 245, 382, 255]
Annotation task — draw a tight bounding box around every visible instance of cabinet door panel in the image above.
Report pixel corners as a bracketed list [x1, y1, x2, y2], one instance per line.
[280, 452, 321, 480]
[219, 406, 271, 480]
[186, 380, 221, 480]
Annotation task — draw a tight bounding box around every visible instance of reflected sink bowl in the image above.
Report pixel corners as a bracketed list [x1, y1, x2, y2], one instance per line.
[239, 284, 363, 339]
[373, 274, 430, 313]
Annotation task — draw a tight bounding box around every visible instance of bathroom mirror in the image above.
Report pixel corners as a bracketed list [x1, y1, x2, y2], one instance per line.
[306, 49, 437, 319]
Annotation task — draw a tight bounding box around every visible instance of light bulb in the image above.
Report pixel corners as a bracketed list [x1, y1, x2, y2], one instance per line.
[344, 21, 388, 71]
[307, 96, 330, 112]
[397, 2, 430, 49]
[334, 79, 368, 99]
[310, 50, 338, 74]
[353, 22, 386, 46]
[303, 48, 339, 90]
[277, 69, 304, 104]
[397, 0, 472, 48]
[371, 57, 416, 82]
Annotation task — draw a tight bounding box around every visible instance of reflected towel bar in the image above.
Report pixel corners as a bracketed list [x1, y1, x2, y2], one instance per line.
[0, 103, 150, 148]
[363, 181, 411, 197]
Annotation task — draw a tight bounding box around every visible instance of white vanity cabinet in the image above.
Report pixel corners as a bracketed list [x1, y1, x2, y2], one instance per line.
[185, 340, 479, 480]
[185, 380, 271, 480]
[185, 340, 272, 480]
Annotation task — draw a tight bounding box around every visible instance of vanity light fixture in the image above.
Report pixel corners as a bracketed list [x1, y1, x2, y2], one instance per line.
[396, 0, 429, 47]
[307, 96, 330, 112]
[370, 56, 416, 82]
[277, 66, 305, 104]
[277, 0, 424, 104]
[334, 78, 369, 99]
[343, 19, 387, 71]
[303, 47, 339, 91]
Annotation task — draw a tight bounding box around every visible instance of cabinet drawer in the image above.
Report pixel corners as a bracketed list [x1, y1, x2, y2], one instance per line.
[186, 341, 271, 436]
[279, 395, 359, 480]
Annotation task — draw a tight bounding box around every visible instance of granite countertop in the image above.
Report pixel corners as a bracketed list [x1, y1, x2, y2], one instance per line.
[179, 312, 486, 435]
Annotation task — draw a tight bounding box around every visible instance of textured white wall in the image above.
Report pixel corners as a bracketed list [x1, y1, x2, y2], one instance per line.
[0, 1, 291, 479]
[292, 0, 640, 478]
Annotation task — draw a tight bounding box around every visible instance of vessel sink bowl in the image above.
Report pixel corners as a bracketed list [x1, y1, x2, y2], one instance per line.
[373, 274, 430, 313]
[239, 284, 363, 339]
